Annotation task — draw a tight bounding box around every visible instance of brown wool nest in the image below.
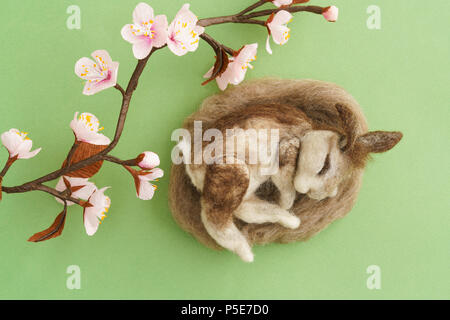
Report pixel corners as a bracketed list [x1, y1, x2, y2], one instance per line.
[168, 79, 369, 250]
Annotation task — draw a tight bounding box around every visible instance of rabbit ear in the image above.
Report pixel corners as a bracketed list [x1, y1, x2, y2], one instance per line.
[335, 103, 358, 152]
[355, 131, 403, 153]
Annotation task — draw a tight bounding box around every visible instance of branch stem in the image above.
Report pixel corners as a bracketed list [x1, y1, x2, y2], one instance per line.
[198, 4, 324, 27]
[103, 155, 137, 166]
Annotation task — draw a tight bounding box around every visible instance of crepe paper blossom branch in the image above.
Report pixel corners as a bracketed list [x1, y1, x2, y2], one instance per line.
[0, 0, 338, 242]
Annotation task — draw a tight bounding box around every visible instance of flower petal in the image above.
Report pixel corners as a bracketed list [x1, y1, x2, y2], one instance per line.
[83, 186, 110, 235]
[75, 57, 97, 81]
[151, 15, 168, 48]
[82, 77, 116, 96]
[18, 147, 41, 160]
[216, 72, 231, 91]
[84, 208, 100, 236]
[91, 50, 113, 67]
[203, 66, 214, 79]
[271, 10, 292, 25]
[266, 35, 273, 55]
[167, 39, 187, 56]
[133, 2, 154, 25]
[272, 0, 293, 7]
[137, 179, 156, 200]
[132, 39, 152, 60]
[141, 167, 164, 181]
[121, 24, 141, 44]
[194, 25, 205, 36]
[15, 137, 32, 157]
[70, 112, 111, 145]
[1, 129, 22, 156]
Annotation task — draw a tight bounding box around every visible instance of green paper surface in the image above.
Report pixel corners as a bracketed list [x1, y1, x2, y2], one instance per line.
[0, 0, 448, 299]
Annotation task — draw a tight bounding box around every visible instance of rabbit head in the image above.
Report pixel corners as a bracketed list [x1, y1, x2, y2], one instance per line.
[294, 104, 403, 200]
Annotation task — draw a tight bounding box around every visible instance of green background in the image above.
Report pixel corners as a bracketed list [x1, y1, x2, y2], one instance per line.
[0, 0, 448, 299]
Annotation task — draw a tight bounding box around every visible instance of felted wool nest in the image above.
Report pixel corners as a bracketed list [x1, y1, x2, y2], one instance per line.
[169, 78, 370, 250]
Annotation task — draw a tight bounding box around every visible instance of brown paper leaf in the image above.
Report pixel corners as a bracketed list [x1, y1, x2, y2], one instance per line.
[28, 210, 67, 242]
[70, 185, 85, 193]
[62, 142, 107, 178]
[202, 48, 230, 86]
[62, 176, 71, 189]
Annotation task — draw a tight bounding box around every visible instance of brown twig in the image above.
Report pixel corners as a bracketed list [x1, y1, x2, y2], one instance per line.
[35, 184, 83, 206]
[0, 156, 17, 178]
[244, 5, 323, 19]
[200, 33, 236, 56]
[114, 83, 126, 97]
[198, 4, 324, 27]
[103, 155, 137, 166]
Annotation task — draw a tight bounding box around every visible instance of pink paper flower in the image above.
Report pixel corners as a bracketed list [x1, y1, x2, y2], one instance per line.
[75, 50, 119, 95]
[135, 168, 164, 200]
[1, 129, 41, 159]
[125, 165, 163, 200]
[272, 0, 309, 7]
[137, 151, 160, 170]
[272, 0, 292, 7]
[322, 6, 339, 22]
[83, 187, 111, 236]
[55, 176, 97, 206]
[167, 4, 205, 56]
[204, 44, 258, 91]
[121, 2, 168, 59]
[70, 112, 111, 146]
[266, 10, 293, 55]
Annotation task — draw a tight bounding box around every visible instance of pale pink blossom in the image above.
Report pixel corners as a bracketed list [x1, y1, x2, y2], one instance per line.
[75, 50, 119, 95]
[55, 176, 97, 206]
[70, 112, 110, 145]
[167, 4, 205, 56]
[121, 2, 168, 59]
[266, 10, 293, 55]
[273, 0, 310, 7]
[83, 187, 111, 236]
[204, 44, 258, 91]
[135, 168, 164, 200]
[272, 0, 292, 7]
[322, 6, 339, 22]
[137, 151, 160, 170]
[1, 129, 41, 159]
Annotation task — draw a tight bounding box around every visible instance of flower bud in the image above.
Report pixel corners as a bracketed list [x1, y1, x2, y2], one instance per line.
[137, 151, 160, 170]
[322, 6, 339, 22]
